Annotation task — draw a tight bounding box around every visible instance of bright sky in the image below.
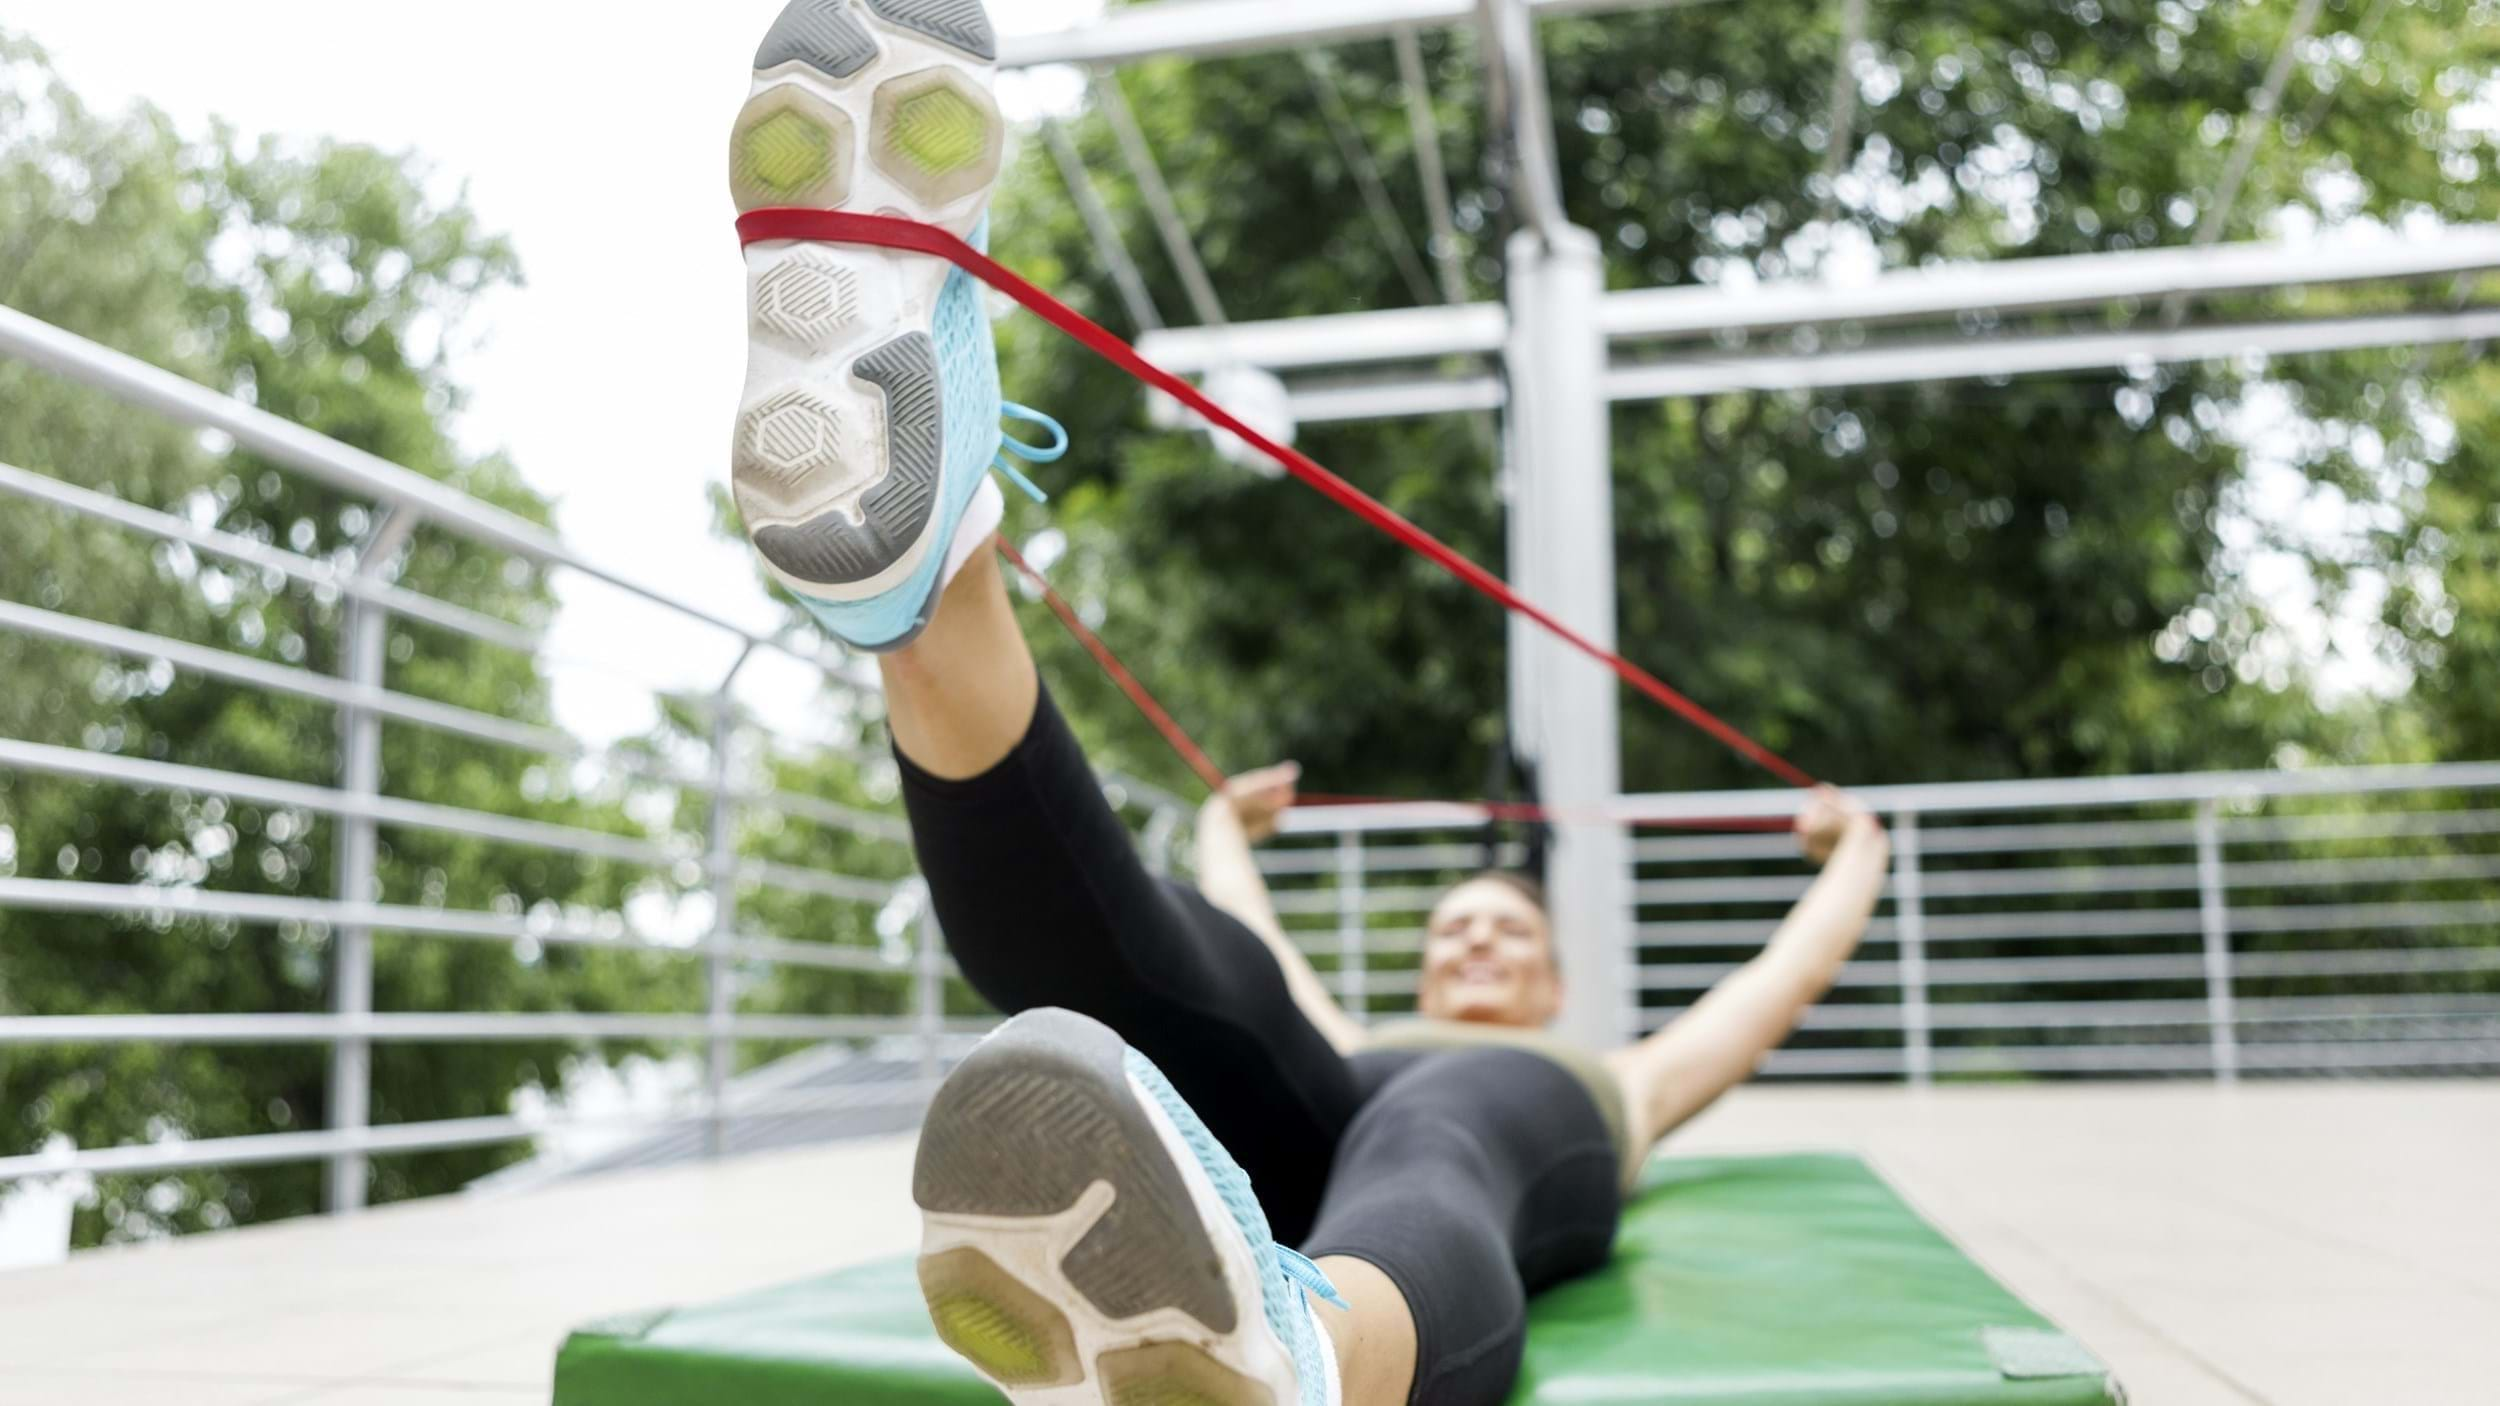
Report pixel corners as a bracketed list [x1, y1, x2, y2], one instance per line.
[9, 0, 1104, 747]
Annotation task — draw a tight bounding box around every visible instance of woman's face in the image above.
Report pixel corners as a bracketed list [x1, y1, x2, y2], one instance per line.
[1417, 878, 1563, 1028]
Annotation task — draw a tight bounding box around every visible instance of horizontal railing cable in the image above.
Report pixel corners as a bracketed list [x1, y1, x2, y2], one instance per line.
[0, 1012, 983, 1047]
[0, 459, 544, 654]
[0, 303, 849, 678]
[0, 878, 911, 968]
[0, 598, 907, 839]
[0, 739, 898, 900]
[0, 1078, 959, 1184]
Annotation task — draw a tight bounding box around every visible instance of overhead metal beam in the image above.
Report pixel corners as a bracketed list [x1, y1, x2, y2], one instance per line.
[1292, 370, 1508, 422]
[1601, 305, 2500, 401]
[1001, 0, 1710, 71]
[1141, 301, 1508, 373]
[1281, 305, 2500, 420]
[1592, 228, 2500, 344]
[1137, 225, 2500, 374]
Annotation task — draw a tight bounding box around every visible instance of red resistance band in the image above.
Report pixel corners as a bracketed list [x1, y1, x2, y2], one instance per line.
[1297, 793, 1799, 835]
[993, 542, 1794, 832]
[993, 536, 1230, 794]
[739, 209, 1820, 793]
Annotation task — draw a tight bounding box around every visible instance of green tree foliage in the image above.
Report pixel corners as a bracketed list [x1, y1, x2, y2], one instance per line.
[0, 34, 692, 1244]
[975, 0, 2497, 800]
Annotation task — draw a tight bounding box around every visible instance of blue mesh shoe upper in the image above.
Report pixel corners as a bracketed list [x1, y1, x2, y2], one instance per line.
[1123, 1048, 1341, 1406]
[796, 219, 1026, 652]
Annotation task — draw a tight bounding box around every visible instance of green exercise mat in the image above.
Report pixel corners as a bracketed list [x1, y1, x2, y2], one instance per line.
[554, 1153, 2120, 1406]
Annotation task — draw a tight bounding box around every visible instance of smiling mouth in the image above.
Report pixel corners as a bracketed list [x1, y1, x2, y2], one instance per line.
[1456, 962, 1507, 984]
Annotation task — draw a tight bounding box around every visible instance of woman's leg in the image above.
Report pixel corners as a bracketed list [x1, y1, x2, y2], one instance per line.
[880, 547, 1039, 781]
[884, 552, 1362, 1245]
[1306, 1049, 1625, 1406]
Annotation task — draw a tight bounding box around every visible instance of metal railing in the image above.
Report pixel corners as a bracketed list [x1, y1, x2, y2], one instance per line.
[0, 306, 1193, 1206]
[1266, 766, 2500, 1081]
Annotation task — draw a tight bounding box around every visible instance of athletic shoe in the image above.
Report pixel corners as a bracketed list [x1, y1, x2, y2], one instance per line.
[914, 1008, 1345, 1406]
[728, 0, 1062, 652]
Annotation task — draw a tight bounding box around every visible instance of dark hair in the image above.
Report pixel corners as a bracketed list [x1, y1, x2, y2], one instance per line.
[1463, 870, 1548, 915]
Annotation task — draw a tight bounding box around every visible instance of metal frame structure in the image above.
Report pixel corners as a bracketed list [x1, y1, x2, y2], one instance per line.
[1014, 0, 2494, 1050]
[999, 0, 1724, 70]
[1138, 224, 2500, 368]
[1132, 225, 2500, 419]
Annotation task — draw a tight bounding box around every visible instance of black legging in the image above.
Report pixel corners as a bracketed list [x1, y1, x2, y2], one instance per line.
[900, 686, 1622, 1406]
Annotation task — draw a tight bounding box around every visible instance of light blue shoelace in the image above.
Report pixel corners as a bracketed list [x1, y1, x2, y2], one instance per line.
[1273, 1245, 1349, 1311]
[992, 402, 1069, 505]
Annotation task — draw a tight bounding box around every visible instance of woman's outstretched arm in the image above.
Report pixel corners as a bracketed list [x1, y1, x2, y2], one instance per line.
[1195, 763, 1370, 1055]
[1606, 788, 1891, 1152]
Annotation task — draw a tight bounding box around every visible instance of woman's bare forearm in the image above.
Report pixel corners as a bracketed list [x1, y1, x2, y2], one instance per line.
[1755, 816, 1892, 991]
[1193, 799, 1286, 936]
[1609, 815, 1890, 1145]
[1195, 800, 1368, 1054]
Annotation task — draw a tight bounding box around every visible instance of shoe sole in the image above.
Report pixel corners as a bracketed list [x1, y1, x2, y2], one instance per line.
[729, 0, 1006, 608]
[913, 1009, 1303, 1406]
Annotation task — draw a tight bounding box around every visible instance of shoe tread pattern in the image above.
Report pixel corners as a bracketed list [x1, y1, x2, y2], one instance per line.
[755, 0, 881, 77]
[866, 0, 997, 59]
[915, 1010, 1237, 1335]
[749, 332, 942, 586]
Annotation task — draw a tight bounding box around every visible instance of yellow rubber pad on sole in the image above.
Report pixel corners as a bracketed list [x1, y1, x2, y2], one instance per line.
[871, 68, 1001, 207]
[918, 1247, 1084, 1390]
[731, 86, 856, 212]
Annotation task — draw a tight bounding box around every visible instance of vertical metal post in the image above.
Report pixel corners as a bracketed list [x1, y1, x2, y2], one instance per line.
[1620, 842, 1645, 1047]
[1483, 0, 1630, 1048]
[1505, 224, 1631, 1049]
[703, 649, 755, 1160]
[1335, 832, 1368, 1023]
[1142, 807, 1182, 878]
[326, 509, 413, 1215]
[326, 594, 385, 1214]
[916, 896, 946, 1091]
[2196, 800, 2241, 1083]
[1893, 812, 1932, 1087]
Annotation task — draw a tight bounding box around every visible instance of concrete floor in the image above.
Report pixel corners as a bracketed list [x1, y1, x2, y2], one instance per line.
[1, 1082, 2492, 1406]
